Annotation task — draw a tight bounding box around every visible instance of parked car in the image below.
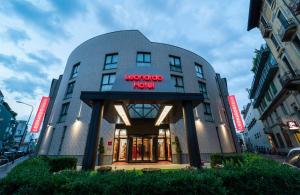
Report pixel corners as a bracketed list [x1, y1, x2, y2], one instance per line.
[285, 148, 300, 168]
[0, 156, 9, 165]
[3, 152, 15, 161]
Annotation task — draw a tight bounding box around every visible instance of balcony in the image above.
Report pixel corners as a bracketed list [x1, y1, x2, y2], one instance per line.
[279, 70, 300, 90]
[290, 0, 300, 15]
[260, 21, 272, 38]
[279, 18, 297, 42]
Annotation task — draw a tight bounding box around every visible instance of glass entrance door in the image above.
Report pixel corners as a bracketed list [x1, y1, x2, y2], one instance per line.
[131, 136, 153, 162]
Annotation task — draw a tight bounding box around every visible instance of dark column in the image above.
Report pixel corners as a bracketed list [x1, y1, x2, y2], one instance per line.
[215, 126, 223, 154]
[82, 101, 104, 170]
[182, 101, 202, 168]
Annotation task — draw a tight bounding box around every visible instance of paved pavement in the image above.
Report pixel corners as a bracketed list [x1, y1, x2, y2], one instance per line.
[0, 156, 29, 179]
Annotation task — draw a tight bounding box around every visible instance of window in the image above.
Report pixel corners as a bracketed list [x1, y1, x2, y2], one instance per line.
[104, 53, 118, 70]
[282, 131, 293, 147]
[58, 126, 67, 155]
[282, 56, 295, 74]
[100, 73, 116, 91]
[277, 10, 289, 28]
[195, 63, 204, 78]
[64, 81, 75, 99]
[70, 63, 80, 79]
[198, 82, 208, 99]
[136, 52, 151, 67]
[266, 0, 273, 6]
[204, 103, 213, 121]
[292, 35, 300, 52]
[270, 81, 277, 95]
[58, 103, 70, 123]
[171, 75, 184, 92]
[169, 55, 182, 72]
[270, 34, 279, 49]
[265, 91, 271, 102]
[280, 103, 288, 115]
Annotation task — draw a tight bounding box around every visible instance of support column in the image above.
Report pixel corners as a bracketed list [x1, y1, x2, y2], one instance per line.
[82, 101, 104, 170]
[182, 101, 201, 168]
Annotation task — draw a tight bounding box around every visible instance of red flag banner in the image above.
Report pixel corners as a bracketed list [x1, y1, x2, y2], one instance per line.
[227, 95, 245, 132]
[31, 96, 50, 133]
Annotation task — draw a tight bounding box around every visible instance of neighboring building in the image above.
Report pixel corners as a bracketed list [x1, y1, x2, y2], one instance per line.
[14, 120, 27, 150]
[242, 102, 273, 153]
[248, 0, 300, 154]
[35, 76, 62, 155]
[37, 30, 238, 170]
[0, 90, 18, 152]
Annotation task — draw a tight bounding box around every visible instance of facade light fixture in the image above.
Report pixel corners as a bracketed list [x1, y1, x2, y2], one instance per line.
[114, 104, 131, 126]
[155, 105, 172, 126]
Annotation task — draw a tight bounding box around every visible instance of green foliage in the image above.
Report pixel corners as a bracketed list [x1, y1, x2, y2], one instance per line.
[1, 154, 300, 194]
[210, 153, 244, 167]
[98, 137, 105, 154]
[48, 157, 77, 172]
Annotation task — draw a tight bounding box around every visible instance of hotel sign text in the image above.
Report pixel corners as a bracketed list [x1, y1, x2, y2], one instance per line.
[125, 74, 164, 89]
[227, 95, 245, 132]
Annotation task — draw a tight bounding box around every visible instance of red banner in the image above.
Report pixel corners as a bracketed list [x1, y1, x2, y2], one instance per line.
[227, 95, 245, 131]
[31, 96, 50, 133]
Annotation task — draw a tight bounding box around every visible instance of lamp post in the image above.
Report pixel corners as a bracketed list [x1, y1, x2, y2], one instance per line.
[16, 101, 34, 152]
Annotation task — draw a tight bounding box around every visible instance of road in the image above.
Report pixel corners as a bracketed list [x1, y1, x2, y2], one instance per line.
[0, 156, 29, 179]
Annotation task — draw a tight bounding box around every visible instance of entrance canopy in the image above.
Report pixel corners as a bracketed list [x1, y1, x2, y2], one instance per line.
[80, 91, 204, 124]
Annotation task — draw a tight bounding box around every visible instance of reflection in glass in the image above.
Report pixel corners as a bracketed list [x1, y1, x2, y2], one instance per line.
[119, 139, 127, 161]
[113, 139, 119, 162]
[158, 139, 166, 160]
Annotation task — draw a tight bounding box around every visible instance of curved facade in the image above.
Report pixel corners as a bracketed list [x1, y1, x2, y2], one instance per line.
[38, 30, 237, 168]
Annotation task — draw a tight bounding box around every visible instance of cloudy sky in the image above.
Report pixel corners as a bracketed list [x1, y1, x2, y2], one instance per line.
[0, 0, 264, 125]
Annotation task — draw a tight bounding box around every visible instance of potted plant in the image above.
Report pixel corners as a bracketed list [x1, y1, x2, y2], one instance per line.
[98, 137, 105, 166]
[175, 136, 182, 164]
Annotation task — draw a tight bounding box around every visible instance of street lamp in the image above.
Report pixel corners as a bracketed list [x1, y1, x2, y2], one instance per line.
[16, 100, 34, 152]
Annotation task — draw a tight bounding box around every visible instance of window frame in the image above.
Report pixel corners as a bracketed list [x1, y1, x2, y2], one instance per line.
[58, 102, 70, 123]
[171, 74, 184, 92]
[70, 63, 80, 79]
[104, 53, 118, 70]
[100, 73, 116, 91]
[136, 52, 151, 67]
[169, 55, 182, 72]
[195, 63, 204, 78]
[198, 81, 208, 99]
[64, 81, 75, 99]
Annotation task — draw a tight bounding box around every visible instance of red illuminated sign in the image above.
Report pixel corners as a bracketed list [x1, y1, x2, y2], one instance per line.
[124, 74, 164, 89]
[31, 96, 50, 133]
[108, 141, 112, 146]
[227, 95, 245, 132]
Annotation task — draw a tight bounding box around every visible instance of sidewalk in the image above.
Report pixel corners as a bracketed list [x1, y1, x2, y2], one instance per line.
[0, 156, 29, 179]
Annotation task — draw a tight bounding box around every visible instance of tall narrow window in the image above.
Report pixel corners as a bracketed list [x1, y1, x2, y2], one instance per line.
[270, 81, 277, 95]
[171, 75, 184, 92]
[100, 73, 116, 91]
[277, 10, 289, 28]
[195, 63, 204, 78]
[169, 55, 182, 72]
[136, 52, 151, 67]
[282, 56, 295, 75]
[292, 35, 300, 52]
[70, 63, 80, 79]
[270, 34, 279, 49]
[198, 82, 208, 99]
[204, 103, 213, 122]
[104, 53, 118, 70]
[64, 81, 75, 99]
[58, 126, 67, 154]
[58, 103, 70, 123]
